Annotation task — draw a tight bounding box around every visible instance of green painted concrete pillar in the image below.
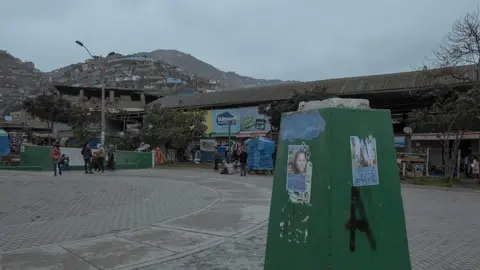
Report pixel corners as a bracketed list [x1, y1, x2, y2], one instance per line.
[264, 107, 411, 270]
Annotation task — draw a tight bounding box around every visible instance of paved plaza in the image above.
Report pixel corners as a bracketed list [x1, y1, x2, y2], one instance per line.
[0, 168, 479, 269]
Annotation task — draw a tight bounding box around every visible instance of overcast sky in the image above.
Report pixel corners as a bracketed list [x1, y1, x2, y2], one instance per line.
[0, 0, 478, 81]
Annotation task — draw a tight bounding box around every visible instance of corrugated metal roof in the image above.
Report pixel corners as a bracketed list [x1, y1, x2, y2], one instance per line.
[148, 65, 480, 109]
[148, 85, 298, 109]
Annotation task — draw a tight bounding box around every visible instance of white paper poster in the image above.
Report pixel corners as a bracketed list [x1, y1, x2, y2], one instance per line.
[350, 135, 379, 187]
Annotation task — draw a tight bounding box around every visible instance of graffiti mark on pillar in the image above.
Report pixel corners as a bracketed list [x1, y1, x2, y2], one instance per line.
[345, 187, 376, 252]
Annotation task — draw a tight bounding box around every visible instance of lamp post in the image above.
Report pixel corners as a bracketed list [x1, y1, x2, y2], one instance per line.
[227, 120, 232, 163]
[226, 119, 235, 163]
[75, 40, 106, 146]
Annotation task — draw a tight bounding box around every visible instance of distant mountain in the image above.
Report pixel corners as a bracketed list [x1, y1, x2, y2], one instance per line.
[143, 49, 296, 90]
[0, 50, 47, 114]
[0, 48, 297, 113]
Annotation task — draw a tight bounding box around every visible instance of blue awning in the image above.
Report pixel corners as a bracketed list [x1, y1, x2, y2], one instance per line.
[0, 129, 10, 157]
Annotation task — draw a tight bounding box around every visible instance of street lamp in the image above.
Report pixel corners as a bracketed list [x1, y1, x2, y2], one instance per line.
[75, 40, 106, 146]
[75, 41, 94, 59]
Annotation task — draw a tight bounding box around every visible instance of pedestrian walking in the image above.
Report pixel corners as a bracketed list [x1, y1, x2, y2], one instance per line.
[239, 147, 248, 176]
[81, 143, 93, 174]
[225, 146, 230, 163]
[97, 144, 106, 172]
[213, 147, 219, 171]
[107, 144, 116, 171]
[51, 144, 62, 176]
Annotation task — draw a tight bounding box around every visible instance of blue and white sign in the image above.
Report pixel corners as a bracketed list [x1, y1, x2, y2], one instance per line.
[216, 112, 237, 126]
[209, 107, 271, 136]
[211, 110, 240, 133]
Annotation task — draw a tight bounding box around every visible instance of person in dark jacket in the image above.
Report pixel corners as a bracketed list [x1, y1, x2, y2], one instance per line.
[81, 143, 93, 174]
[239, 148, 248, 176]
[107, 145, 116, 171]
[213, 147, 219, 171]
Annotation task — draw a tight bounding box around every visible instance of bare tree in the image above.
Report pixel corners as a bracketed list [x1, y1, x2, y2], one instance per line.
[434, 7, 480, 79]
[409, 8, 480, 179]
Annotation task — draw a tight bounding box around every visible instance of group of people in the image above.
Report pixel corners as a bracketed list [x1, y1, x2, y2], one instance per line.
[213, 144, 248, 176]
[81, 143, 116, 174]
[50, 143, 116, 176]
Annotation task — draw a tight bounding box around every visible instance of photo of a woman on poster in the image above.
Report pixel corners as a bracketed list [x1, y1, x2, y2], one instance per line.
[286, 144, 312, 205]
[289, 149, 307, 174]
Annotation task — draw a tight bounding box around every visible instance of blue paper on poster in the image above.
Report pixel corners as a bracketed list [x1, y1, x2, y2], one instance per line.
[280, 111, 325, 142]
[287, 174, 307, 192]
[352, 166, 379, 186]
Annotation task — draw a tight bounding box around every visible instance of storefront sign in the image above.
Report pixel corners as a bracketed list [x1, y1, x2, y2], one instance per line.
[208, 107, 270, 136]
[216, 112, 237, 126]
[394, 136, 406, 147]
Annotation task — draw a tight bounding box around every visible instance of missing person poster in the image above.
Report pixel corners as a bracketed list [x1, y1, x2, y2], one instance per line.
[286, 144, 312, 205]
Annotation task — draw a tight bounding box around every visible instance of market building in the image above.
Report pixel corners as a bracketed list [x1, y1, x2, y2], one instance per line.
[150, 66, 479, 173]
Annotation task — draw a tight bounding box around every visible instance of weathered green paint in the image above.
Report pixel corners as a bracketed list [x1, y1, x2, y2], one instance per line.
[264, 108, 411, 270]
[116, 150, 152, 169]
[20, 146, 51, 171]
[19, 146, 152, 171]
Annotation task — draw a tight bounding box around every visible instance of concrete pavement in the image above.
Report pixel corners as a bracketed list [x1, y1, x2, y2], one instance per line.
[1, 168, 480, 269]
[144, 176, 480, 270]
[0, 169, 271, 269]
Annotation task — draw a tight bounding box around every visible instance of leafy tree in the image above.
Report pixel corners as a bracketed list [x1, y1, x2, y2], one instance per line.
[106, 132, 142, 151]
[23, 88, 102, 145]
[22, 88, 73, 144]
[105, 108, 139, 132]
[141, 108, 207, 149]
[408, 9, 480, 179]
[68, 104, 100, 144]
[409, 87, 480, 178]
[258, 84, 335, 131]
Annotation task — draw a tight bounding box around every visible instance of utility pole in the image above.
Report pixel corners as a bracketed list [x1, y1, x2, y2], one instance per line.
[75, 40, 106, 145]
[227, 120, 232, 163]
